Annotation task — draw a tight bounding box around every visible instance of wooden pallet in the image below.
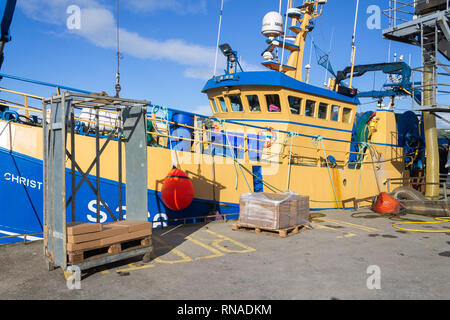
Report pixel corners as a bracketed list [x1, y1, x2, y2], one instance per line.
[68, 236, 152, 264]
[232, 223, 305, 238]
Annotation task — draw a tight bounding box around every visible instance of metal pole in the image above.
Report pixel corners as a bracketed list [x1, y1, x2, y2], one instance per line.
[118, 109, 123, 220]
[349, 0, 360, 88]
[422, 22, 440, 200]
[444, 182, 447, 202]
[213, 0, 224, 77]
[70, 106, 76, 222]
[96, 107, 100, 222]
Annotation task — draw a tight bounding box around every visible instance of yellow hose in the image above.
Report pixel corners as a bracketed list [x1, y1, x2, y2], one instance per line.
[392, 217, 450, 233]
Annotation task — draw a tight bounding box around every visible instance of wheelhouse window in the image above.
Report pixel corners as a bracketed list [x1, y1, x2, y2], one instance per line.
[210, 99, 218, 113]
[247, 95, 261, 112]
[218, 97, 228, 112]
[228, 95, 244, 112]
[318, 103, 328, 119]
[304, 100, 315, 117]
[331, 105, 340, 121]
[342, 107, 352, 123]
[288, 96, 302, 115]
[266, 94, 281, 112]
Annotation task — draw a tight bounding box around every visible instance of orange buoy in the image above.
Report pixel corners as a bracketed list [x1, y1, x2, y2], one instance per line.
[161, 168, 194, 211]
[258, 126, 277, 148]
[372, 192, 405, 215]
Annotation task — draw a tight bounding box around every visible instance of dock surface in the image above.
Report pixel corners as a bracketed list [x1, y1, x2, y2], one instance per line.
[1, 209, 449, 300]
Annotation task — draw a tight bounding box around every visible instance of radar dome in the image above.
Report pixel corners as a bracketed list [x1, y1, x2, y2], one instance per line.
[262, 11, 283, 38]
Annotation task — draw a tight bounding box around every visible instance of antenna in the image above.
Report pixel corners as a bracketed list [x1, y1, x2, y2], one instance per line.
[323, 27, 334, 87]
[305, 35, 313, 83]
[213, 0, 225, 77]
[279, 0, 290, 71]
[115, 0, 121, 98]
[348, 0, 360, 88]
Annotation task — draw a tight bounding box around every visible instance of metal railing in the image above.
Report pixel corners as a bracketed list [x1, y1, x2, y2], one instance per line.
[411, 64, 450, 110]
[386, 176, 450, 202]
[383, 0, 416, 26]
[0, 87, 409, 169]
[0, 232, 43, 244]
[144, 112, 398, 168]
[383, 0, 450, 27]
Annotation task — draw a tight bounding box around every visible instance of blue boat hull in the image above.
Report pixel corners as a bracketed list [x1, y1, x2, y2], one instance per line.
[0, 147, 239, 244]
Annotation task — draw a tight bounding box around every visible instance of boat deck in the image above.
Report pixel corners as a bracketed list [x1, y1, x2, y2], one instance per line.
[0, 208, 449, 300]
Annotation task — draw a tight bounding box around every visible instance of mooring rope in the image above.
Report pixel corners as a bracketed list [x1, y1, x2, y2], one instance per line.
[312, 134, 340, 209]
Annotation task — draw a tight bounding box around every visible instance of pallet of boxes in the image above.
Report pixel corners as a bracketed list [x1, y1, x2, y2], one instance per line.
[232, 191, 311, 238]
[65, 220, 153, 269]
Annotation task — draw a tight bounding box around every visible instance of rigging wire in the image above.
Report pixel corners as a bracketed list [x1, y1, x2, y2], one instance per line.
[279, 0, 290, 70]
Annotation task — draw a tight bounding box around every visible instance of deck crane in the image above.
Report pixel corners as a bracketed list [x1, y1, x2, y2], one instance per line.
[0, 0, 16, 72]
[334, 61, 422, 107]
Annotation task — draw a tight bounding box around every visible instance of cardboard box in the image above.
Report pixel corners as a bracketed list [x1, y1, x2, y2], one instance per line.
[67, 222, 103, 235]
[67, 229, 151, 252]
[105, 220, 152, 234]
[67, 225, 128, 244]
[238, 191, 310, 230]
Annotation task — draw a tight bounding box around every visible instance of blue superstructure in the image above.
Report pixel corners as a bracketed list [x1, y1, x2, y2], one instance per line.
[202, 71, 360, 105]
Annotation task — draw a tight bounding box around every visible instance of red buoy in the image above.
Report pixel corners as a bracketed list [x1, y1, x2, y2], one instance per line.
[372, 192, 405, 215]
[161, 168, 194, 211]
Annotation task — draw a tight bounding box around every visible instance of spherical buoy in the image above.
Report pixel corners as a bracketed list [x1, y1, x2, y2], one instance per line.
[161, 168, 194, 211]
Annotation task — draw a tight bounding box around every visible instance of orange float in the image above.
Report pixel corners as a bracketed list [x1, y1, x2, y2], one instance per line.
[161, 167, 194, 211]
[372, 192, 405, 215]
[258, 126, 277, 148]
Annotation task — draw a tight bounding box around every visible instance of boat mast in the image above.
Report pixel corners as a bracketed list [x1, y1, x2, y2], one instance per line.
[284, 0, 325, 81]
[348, 0, 360, 88]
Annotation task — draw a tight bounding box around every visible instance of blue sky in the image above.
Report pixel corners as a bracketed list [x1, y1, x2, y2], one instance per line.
[1, 0, 448, 127]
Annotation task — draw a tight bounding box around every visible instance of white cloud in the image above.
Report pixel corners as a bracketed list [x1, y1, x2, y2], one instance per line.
[125, 0, 207, 15]
[17, 0, 220, 79]
[17, 0, 103, 24]
[436, 113, 450, 129]
[17, 0, 262, 81]
[191, 105, 213, 116]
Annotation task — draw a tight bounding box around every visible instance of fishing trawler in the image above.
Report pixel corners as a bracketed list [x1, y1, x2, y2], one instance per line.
[0, 0, 434, 244]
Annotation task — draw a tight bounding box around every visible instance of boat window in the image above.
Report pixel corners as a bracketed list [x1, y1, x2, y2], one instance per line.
[331, 105, 339, 121]
[342, 107, 352, 123]
[210, 99, 218, 113]
[266, 94, 281, 112]
[246, 95, 261, 112]
[218, 97, 228, 112]
[318, 103, 328, 119]
[304, 100, 315, 117]
[288, 96, 302, 115]
[229, 95, 244, 112]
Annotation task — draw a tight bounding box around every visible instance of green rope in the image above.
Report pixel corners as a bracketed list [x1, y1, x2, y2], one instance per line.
[312, 135, 340, 209]
[285, 131, 299, 191]
[218, 120, 252, 192]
